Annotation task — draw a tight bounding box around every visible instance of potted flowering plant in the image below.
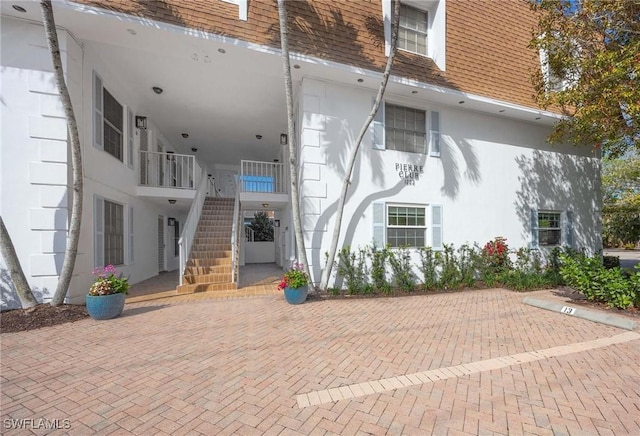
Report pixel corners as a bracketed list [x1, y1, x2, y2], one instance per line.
[278, 261, 309, 304]
[86, 265, 129, 320]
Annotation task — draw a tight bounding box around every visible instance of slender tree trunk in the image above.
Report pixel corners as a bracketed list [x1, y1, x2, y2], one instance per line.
[0, 217, 38, 308]
[41, 0, 84, 306]
[319, 0, 401, 291]
[277, 0, 312, 286]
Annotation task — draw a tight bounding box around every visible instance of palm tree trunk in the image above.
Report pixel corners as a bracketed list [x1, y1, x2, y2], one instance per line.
[319, 0, 401, 291]
[277, 0, 312, 285]
[0, 217, 38, 308]
[40, 0, 84, 306]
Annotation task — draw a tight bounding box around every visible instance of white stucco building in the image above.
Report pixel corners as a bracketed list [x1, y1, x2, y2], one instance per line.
[0, 0, 600, 308]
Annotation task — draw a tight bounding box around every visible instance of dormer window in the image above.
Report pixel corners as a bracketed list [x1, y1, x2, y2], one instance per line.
[399, 4, 428, 56]
[382, 0, 446, 70]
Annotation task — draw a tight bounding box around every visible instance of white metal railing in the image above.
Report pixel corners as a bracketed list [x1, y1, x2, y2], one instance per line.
[178, 166, 209, 285]
[230, 175, 241, 283]
[244, 225, 255, 242]
[139, 150, 198, 189]
[240, 160, 287, 194]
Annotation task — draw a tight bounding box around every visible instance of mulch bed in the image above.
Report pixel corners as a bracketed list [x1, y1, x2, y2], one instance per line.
[1, 304, 89, 334]
[2, 287, 638, 334]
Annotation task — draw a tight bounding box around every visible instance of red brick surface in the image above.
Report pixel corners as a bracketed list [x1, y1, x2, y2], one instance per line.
[2, 289, 639, 434]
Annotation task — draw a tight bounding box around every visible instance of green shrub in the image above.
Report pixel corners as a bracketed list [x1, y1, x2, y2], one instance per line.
[388, 247, 417, 292]
[602, 255, 620, 269]
[437, 244, 460, 290]
[368, 245, 391, 294]
[335, 246, 368, 295]
[458, 244, 476, 287]
[418, 247, 438, 290]
[559, 254, 637, 309]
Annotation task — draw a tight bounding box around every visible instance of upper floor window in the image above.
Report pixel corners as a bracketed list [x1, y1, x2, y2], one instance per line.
[382, 0, 446, 70]
[386, 104, 427, 153]
[372, 101, 441, 156]
[398, 4, 428, 56]
[94, 72, 129, 163]
[103, 89, 124, 161]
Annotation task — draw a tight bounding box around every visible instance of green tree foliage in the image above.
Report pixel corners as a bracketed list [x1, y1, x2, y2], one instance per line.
[602, 155, 640, 246]
[249, 211, 274, 242]
[529, 0, 639, 157]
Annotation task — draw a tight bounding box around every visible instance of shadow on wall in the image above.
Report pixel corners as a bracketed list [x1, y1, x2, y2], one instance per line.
[514, 149, 601, 253]
[439, 135, 482, 199]
[0, 269, 45, 311]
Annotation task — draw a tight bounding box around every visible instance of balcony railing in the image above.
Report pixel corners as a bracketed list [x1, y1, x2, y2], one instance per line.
[240, 160, 287, 194]
[139, 150, 197, 189]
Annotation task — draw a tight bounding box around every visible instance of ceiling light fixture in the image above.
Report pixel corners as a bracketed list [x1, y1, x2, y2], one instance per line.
[168, 199, 176, 204]
[357, 78, 363, 83]
[181, 133, 189, 138]
[152, 86, 163, 95]
[256, 134, 262, 140]
[262, 203, 269, 208]
[191, 147, 198, 152]
[458, 100, 465, 104]
[293, 64, 301, 69]
[535, 117, 541, 120]
[411, 90, 418, 94]
[12, 5, 27, 13]
[499, 109, 505, 113]
[126, 28, 137, 35]
[218, 48, 226, 54]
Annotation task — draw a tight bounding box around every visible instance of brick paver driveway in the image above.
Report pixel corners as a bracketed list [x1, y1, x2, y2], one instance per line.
[2, 289, 640, 435]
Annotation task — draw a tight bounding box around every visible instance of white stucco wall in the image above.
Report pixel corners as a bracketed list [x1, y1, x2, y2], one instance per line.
[1, 17, 191, 308]
[298, 78, 601, 285]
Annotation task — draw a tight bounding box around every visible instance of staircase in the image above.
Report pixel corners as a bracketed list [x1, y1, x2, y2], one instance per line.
[177, 197, 237, 294]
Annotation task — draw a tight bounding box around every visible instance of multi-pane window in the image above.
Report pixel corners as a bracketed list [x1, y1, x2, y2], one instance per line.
[538, 211, 561, 246]
[387, 205, 426, 247]
[398, 4, 428, 56]
[104, 200, 124, 265]
[103, 89, 123, 161]
[385, 104, 426, 154]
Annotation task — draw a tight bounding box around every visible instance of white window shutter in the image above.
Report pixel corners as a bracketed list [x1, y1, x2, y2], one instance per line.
[93, 73, 104, 150]
[531, 209, 539, 249]
[564, 210, 573, 248]
[94, 196, 104, 267]
[431, 204, 443, 250]
[372, 202, 385, 247]
[127, 108, 134, 169]
[372, 100, 385, 150]
[128, 206, 134, 264]
[430, 111, 441, 157]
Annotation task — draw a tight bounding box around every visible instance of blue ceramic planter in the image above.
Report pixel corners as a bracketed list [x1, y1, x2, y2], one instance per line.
[86, 293, 126, 320]
[284, 285, 308, 305]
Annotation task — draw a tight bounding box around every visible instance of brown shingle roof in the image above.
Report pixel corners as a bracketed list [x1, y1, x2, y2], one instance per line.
[73, 0, 541, 109]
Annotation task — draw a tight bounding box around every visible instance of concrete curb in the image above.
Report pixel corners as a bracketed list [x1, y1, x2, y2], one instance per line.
[522, 297, 637, 331]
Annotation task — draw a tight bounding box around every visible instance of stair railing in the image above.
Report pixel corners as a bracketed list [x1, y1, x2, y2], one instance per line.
[178, 165, 209, 285]
[230, 175, 241, 284]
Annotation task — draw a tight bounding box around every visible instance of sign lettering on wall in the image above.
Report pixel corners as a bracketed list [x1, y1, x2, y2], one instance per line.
[395, 163, 424, 186]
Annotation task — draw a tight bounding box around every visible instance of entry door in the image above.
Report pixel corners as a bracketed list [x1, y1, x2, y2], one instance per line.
[158, 215, 165, 272]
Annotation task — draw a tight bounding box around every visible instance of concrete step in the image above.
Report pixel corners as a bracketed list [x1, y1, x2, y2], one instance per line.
[183, 265, 231, 275]
[189, 250, 232, 259]
[187, 257, 232, 267]
[182, 272, 233, 284]
[176, 281, 238, 294]
[190, 244, 232, 252]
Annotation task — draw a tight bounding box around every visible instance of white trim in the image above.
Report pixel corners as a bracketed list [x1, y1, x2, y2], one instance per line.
[431, 204, 443, 250]
[381, 0, 392, 57]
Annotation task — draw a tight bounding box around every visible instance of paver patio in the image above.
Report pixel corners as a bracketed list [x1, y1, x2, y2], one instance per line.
[1, 288, 640, 435]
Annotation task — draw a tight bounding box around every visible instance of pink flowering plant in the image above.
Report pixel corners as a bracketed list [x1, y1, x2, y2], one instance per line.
[89, 265, 129, 296]
[277, 261, 309, 290]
